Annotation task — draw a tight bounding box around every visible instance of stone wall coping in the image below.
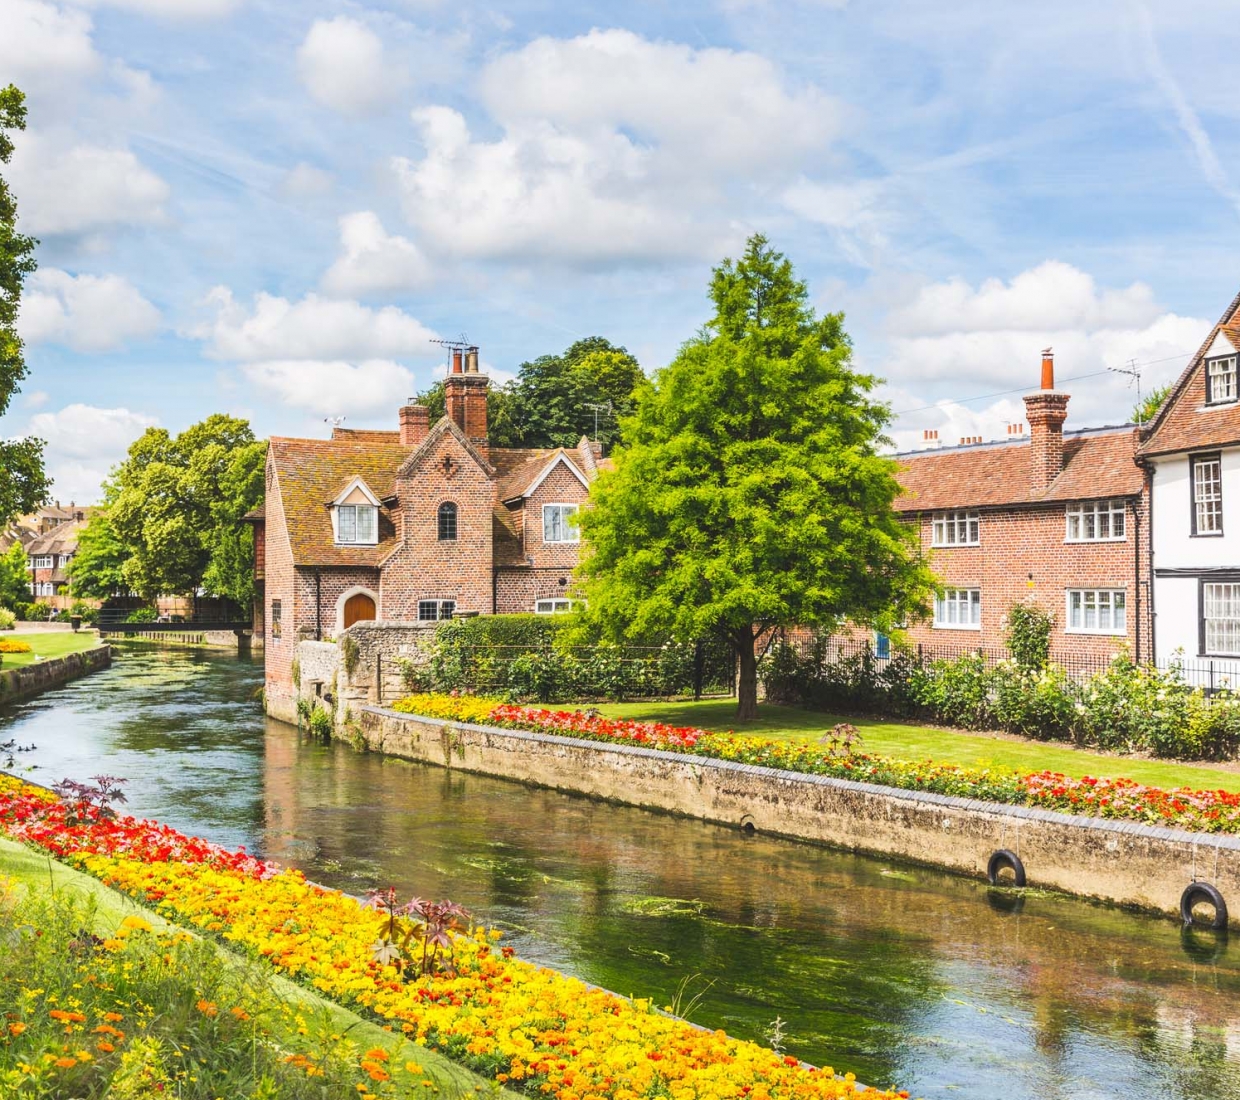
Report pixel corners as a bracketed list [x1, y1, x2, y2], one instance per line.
[361, 705, 1240, 853]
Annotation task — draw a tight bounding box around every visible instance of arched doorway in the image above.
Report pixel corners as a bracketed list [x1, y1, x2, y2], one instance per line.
[342, 591, 376, 629]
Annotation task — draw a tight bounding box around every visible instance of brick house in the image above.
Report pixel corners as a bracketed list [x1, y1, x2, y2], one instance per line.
[891, 352, 1151, 661]
[257, 346, 604, 721]
[1138, 288, 1240, 674]
[25, 506, 91, 608]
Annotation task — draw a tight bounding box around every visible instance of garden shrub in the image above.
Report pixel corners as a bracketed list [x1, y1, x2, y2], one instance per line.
[124, 607, 158, 624]
[0, 607, 14, 630]
[1005, 601, 1053, 671]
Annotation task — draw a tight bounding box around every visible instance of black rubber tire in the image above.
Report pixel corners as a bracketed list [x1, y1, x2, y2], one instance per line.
[986, 848, 1027, 887]
[1181, 881, 1229, 930]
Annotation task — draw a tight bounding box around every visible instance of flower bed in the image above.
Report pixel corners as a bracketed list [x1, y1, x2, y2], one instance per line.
[390, 694, 1240, 834]
[0, 775, 903, 1099]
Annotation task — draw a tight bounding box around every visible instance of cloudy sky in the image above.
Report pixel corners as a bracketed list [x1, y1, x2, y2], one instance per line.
[2, 0, 1238, 501]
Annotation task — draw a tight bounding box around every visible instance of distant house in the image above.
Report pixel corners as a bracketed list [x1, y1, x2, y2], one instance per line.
[254, 346, 605, 722]
[892, 352, 1151, 661]
[1138, 289, 1240, 673]
[25, 507, 92, 606]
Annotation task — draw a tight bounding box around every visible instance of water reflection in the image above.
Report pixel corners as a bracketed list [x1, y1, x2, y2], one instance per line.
[3, 646, 1239, 1099]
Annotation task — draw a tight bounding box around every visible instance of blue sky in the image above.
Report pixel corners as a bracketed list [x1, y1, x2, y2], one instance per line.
[2, 0, 1239, 501]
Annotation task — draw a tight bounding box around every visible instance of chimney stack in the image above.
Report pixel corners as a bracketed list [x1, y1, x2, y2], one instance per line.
[399, 400, 430, 446]
[444, 343, 489, 457]
[922, 428, 940, 449]
[1023, 348, 1070, 492]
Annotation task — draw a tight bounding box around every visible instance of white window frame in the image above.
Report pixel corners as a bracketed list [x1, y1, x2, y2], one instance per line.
[31, 555, 53, 569]
[534, 599, 577, 615]
[1192, 454, 1223, 536]
[931, 511, 979, 547]
[1064, 500, 1127, 542]
[1203, 582, 1240, 656]
[334, 503, 378, 546]
[417, 599, 455, 622]
[933, 588, 981, 629]
[1066, 589, 1127, 635]
[1207, 356, 1238, 405]
[542, 503, 580, 544]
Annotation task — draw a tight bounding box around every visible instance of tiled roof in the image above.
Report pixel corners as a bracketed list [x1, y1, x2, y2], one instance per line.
[894, 426, 1143, 512]
[1138, 290, 1240, 456]
[331, 427, 401, 443]
[269, 436, 408, 567]
[495, 448, 589, 502]
[25, 519, 89, 556]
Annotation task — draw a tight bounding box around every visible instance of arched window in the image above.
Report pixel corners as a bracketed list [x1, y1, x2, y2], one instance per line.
[437, 501, 458, 541]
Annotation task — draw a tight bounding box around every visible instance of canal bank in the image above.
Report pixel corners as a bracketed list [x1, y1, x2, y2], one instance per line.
[0, 641, 111, 703]
[356, 705, 1240, 930]
[4, 645, 1240, 1099]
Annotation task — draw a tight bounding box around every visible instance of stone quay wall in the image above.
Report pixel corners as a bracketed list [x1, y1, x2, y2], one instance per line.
[356, 705, 1240, 928]
[0, 644, 112, 704]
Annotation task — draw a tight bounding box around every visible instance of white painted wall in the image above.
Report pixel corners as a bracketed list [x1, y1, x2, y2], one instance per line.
[1151, 447, 1240, 681]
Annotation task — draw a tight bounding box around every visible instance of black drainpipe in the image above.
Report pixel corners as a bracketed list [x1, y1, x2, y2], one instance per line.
[314, 568, 322, 641]
[491, 567, 498, 615]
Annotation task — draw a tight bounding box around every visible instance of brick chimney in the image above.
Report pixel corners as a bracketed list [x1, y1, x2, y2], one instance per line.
[399, 400, 430, 446]
[444, 344, 488, 457]
[1023, 349, 1070, 492]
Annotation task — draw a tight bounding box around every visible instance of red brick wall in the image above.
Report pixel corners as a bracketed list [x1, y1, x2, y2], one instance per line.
[523, 461, 591, 570]
[900, 495, 1152, 661]
[494, 568, 582, 613]
[382, 430, 494, 619]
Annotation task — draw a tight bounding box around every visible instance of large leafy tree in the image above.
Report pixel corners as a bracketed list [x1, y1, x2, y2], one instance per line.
[415, 337, 644, 453]
[71, 415, 266, 604]
[0, 85, 49, 525]
[577, 235, 936, 719]
[0, 539, 29, 609]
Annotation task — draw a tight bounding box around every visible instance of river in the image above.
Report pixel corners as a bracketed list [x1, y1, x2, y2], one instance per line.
[3, 644, 1239, 1099]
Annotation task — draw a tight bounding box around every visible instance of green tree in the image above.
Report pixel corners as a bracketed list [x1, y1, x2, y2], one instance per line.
[577, 235, 936, 719]
[1132, 383, 1171, 426]
[413, 337, 644, 453]
[72, 415, 266, 604]
[66, 512, 127, 599]
[0, 84, 49, 525]
[0, 539, 29, 609]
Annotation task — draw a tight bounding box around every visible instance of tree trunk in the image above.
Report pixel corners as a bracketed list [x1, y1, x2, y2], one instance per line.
[736, 632, 758, 720]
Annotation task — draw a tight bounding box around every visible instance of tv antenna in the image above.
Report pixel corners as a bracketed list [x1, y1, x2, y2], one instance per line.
[584, 400, 612, 441]
[1109, 358, 1144, 422]
[430, 334, 473, 352]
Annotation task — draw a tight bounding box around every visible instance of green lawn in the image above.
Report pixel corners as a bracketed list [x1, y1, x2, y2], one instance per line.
[1, 630, 103, 668]
[594, 698, 1240, 793]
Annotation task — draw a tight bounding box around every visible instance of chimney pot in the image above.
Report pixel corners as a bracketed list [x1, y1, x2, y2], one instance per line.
[1025, 351, 1070, 491]
[465, 347, 479, 373]
[452, 349, 463, 374]
[1041, 347, 1055, 390]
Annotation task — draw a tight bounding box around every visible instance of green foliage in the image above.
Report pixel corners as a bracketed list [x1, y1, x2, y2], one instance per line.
[415, 336, 643, 452]
[290, 657, 301, 689]
[73, 416, 266, 601]
[339, 633, 360, 677]
[1133, 382, 1172, 425]
[0, 539, 29, 610]
[578, 235, 936, 717]
[124, 607, 158, 623]
[0, 84, 49, 525]
[0, 607, 14, 630]
[762, 640, 1240, 761]
[1004, 601, 1053, 671]
[308, 702, 333, 739]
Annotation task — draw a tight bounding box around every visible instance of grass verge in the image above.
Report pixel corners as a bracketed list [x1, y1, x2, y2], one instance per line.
[593, 698, 1240, 793]
[0, 836, 514, 1099]
[0, 631, 103, 669]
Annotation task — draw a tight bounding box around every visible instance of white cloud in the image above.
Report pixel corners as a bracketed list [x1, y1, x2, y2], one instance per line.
[8, 133, 169, 236]
[28, 404, 158, 502]
[392, 29, 837, 264]
[879, 262, 1210, 445]
[241, 360, 416, 417]
[782, 178, 894, 267]
[24, 391, 50, 409]
[20, 269, 160, 352]
[297, 16, 405, 115]
[66, 0, 242, 16]
[195, 288, 439, 361]
[279, 162, 334, 201]
[0, 0, 102, 95]
[321, 212, 430, 297]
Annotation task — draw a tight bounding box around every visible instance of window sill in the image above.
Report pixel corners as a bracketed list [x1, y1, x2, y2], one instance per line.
[543, 540, 581, 546]
[932, 623, 981, 631]
[1190, 531, 1225, 538]
[930, 543, 980, 549]
[1065, 628, 1126, 636]
[334, 540, 379, 547]
[1064, 537, 1127, 544]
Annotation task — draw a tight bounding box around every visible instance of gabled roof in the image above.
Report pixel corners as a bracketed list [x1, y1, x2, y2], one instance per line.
[26, 519, 89, 557]
[894, 425, 1144, 513]
[269, 436, 408, 567]
[396, 416, 494, 479]
[1138, 289, 1240, 457]
[331, 477, 381, 507]
[498, 449, 590, 503]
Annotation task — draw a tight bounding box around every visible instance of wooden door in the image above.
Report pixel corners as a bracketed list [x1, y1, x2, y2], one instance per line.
[343, 592, 376, 629]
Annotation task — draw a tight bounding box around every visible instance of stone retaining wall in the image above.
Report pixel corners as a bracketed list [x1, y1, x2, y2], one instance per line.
[0, 645, 112, 704]
[358, 705, 1240, 928]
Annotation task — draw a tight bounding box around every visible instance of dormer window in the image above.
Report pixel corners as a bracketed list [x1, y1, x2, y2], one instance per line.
[331, 478, 381, 546]
[1207, 356, 1238, 404]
